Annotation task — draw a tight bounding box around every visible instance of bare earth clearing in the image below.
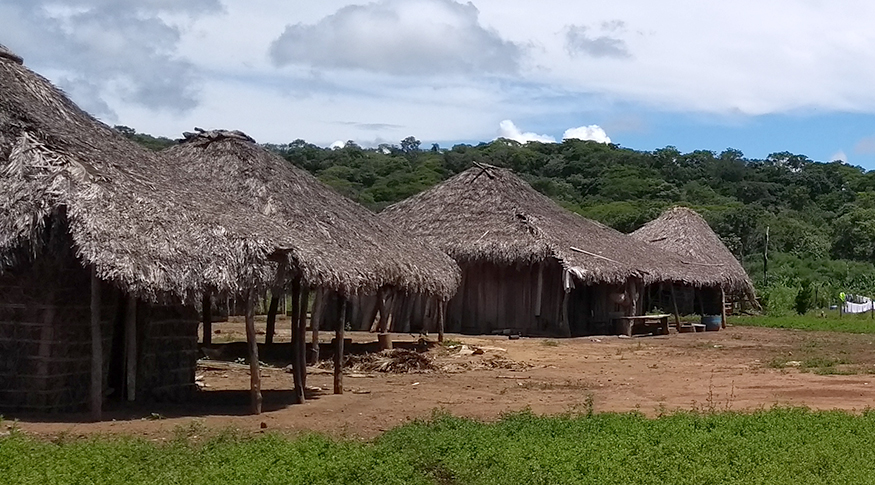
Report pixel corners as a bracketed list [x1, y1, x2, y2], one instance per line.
[11, 319, 875, 439]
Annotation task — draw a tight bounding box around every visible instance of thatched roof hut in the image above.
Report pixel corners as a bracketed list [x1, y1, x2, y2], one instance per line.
[381, 165, 712, 287]
[0, 44, 298, 415]
[378, 165, 724, 336]
[161, 129, 460, 300]
[630, 206, 756, 301]
[0, 45, 288, 302]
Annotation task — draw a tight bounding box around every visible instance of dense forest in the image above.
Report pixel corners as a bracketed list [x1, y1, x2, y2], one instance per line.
[118, 126, 875, 315]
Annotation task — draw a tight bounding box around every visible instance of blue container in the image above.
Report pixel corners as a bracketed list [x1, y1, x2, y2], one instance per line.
[701, 315, 722, 331]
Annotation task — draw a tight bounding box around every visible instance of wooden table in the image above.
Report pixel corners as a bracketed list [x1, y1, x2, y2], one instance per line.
[613, 314, 671, 337]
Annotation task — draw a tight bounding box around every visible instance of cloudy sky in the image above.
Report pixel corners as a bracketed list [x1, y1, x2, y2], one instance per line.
[4, 0, 875, 167]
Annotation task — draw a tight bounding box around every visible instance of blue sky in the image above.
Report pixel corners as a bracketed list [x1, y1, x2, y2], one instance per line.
[3, 0, 875, 169]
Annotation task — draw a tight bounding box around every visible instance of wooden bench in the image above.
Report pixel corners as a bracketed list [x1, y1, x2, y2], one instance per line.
[613, 314, 671, 337]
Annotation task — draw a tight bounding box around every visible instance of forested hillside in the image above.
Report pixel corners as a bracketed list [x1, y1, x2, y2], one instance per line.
[120, 126, 875, 314]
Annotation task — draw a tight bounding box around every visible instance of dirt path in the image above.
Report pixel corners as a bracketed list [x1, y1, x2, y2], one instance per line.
[10, 324, 875, 439]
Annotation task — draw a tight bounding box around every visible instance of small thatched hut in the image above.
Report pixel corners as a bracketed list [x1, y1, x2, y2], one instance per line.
[0, 45, 289, 416]
[631, 206, 757, 317]
[378, 165, 717, 336]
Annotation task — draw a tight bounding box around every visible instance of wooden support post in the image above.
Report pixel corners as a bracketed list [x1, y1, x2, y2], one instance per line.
[334, 298, 346, 394]
[669, 284, 681, 329]
[125, 294, 137, 402]
[202, 292, 212, 345]
[90, 267, 102, 421]
[244, 290, 262, 414]
[720, 289, 727, 329]
[298, 285, 310, 390]
[438, 299, 446, 343]
[310, 289, 325, 364]
[265, 295, 280, 345]
[560, 291, 571, 337]
[289, 278, 304, 404]
[378, 332, 393, 350]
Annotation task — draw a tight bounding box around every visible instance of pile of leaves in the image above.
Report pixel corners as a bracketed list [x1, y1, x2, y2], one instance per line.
[344, 349, 437, 373]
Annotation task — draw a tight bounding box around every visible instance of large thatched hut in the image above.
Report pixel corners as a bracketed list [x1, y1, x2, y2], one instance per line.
[630, 206, 757, 317]
[378, 165, 717, 336]
[162, 130, 461, 389]
[0, 45, 290, 416]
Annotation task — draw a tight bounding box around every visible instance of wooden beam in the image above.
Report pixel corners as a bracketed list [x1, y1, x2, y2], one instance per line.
[438, 299, 446, 343]
[298, 285, 310, 391]
[290, 278, 304, 404]
[125, 294, 137, 402]
[244, 290, 262, 414]
[669, 284, 681, 329]
[90, 267, 102, 421]
[310, 289, 325, 364]
[334, 298, 346, 394]
[721, 288, 727, 329]
[202, 292, 212, 345]
[265, 295, 280, 345]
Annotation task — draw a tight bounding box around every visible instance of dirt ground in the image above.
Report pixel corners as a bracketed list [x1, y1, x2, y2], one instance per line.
[10, 317, 875, 439]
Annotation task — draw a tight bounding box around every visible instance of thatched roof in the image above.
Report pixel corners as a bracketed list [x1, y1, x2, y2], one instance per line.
[631, 206, 757, 298]
[161, 129, 460, 299]
[380, 165, 726, 287]
[0, 46, 290, 301]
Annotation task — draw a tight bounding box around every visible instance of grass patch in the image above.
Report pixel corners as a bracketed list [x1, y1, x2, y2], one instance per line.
[10, 409, 875, 483]
[731, 313, 875, 334]
[541, 339, 559, 347]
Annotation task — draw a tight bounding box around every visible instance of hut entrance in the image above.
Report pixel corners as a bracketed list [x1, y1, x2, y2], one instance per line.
[645, 283, 724, 318]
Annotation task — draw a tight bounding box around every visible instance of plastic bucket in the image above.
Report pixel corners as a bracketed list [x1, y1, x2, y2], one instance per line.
[701, 315, 722, 331]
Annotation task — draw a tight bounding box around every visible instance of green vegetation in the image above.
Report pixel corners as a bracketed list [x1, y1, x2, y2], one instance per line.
[8, 409, 875, 483]
[731, 312, 875, 334]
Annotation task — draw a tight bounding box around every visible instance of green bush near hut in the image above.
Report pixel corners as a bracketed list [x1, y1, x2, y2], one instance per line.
[6, 409, 875, 484]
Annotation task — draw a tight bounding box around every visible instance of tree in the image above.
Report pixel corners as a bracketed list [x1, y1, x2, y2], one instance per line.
[400, 136, 421, 161]
[795, 280, 812, 315]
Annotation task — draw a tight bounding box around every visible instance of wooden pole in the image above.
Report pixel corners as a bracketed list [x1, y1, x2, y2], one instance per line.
[298, 285, 310, 390]
[310, 289, 325, 364]
[244, 290, 262, 414]
[720, 288, 727, 329]
[334, 298, 346, 394]
[90, 267, 102, 421]
[290, 278, 304, 404]
[669, 284, 681, 329]
[125, 294, 137, 402]
[438, 299, 446, 343]
[202, 292, 212, 345]
[265, 295, 280, 345]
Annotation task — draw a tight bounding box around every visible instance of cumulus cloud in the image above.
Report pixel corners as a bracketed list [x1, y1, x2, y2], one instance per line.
[497, 120, 555, 143]
[563, 125, 611, 143]
[830, 150, 848, 163]
[269, 0, 521, 75]
[565, 22, 631, 59]
[0, 0, 219, 119]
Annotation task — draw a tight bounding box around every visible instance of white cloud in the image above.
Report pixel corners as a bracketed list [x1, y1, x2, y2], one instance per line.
[269, 0, 520, 76]
[0, 0, 220, 119]
[497, 120, 555, 143]
[563, 125, 611, 143]
[830, 150, 848, 163]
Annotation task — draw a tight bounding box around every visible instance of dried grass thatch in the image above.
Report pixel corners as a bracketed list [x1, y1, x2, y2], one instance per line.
[161, 129, 460, 299]
[0, 46, 289, 301]
[631, 206, 757, 299]
[380, 165, 728, 288]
